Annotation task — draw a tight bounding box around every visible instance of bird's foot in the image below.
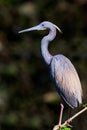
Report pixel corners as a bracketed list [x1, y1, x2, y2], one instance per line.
[53, 124, 61, 130]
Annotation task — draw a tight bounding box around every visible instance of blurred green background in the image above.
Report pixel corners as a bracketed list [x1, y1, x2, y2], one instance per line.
[0, 0, 87, 130]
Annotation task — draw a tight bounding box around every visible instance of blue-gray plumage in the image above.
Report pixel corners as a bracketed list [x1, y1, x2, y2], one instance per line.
[18, 21, 82, 108]
[50, 55, 82, 108]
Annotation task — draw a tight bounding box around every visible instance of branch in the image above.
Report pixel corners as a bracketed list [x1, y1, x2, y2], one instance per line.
[63, 106, 87, 126]
[53, 106, 87, 130]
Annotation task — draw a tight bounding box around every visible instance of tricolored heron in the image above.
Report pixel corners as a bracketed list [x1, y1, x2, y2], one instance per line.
[18, 21, 82, 125]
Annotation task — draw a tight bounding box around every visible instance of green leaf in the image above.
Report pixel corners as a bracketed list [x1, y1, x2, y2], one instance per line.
[83, 104, 87, 107]
[61, 126, 71, 130]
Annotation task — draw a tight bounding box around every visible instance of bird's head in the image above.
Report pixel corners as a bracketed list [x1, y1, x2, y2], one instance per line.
[18, 21, 62, 34]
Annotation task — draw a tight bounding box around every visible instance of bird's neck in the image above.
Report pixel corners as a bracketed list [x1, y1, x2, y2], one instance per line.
[41, 27, 56, 65]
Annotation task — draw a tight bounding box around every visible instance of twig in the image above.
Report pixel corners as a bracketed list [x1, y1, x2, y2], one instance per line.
[63, 106, 87, 126]
[53, 107, 87, 130]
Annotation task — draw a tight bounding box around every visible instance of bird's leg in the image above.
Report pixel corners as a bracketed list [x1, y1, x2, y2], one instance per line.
[58, 103, 64, 126]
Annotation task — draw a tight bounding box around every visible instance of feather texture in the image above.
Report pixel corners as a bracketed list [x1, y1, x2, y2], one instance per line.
[50, 54, 82, 108]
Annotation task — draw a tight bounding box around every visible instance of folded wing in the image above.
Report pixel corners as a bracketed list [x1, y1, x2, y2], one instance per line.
[50, 54, 82, 108]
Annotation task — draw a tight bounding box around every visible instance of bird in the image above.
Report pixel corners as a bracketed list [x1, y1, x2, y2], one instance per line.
[18, 21, 82, 125]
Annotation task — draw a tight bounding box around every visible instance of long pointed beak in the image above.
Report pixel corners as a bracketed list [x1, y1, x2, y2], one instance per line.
[18, 25, 41, 33]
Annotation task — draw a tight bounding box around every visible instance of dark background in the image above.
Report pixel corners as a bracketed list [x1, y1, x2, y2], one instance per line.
[0, 0, 87, 130]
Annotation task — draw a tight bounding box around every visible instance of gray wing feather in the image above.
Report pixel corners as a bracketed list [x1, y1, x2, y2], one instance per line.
[50, 54, 82, 108]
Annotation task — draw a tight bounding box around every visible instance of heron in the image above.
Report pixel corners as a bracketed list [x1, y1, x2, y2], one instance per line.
[18, 21, 82, 125]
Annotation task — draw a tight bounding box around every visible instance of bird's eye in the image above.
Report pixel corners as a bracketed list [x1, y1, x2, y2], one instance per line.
[42, 24, 44, 27]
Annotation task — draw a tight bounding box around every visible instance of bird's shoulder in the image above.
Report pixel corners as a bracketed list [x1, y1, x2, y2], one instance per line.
[50, 54, 75, 75]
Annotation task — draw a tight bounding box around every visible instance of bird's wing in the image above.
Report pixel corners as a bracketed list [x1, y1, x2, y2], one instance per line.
[50, 54, 82, 108]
